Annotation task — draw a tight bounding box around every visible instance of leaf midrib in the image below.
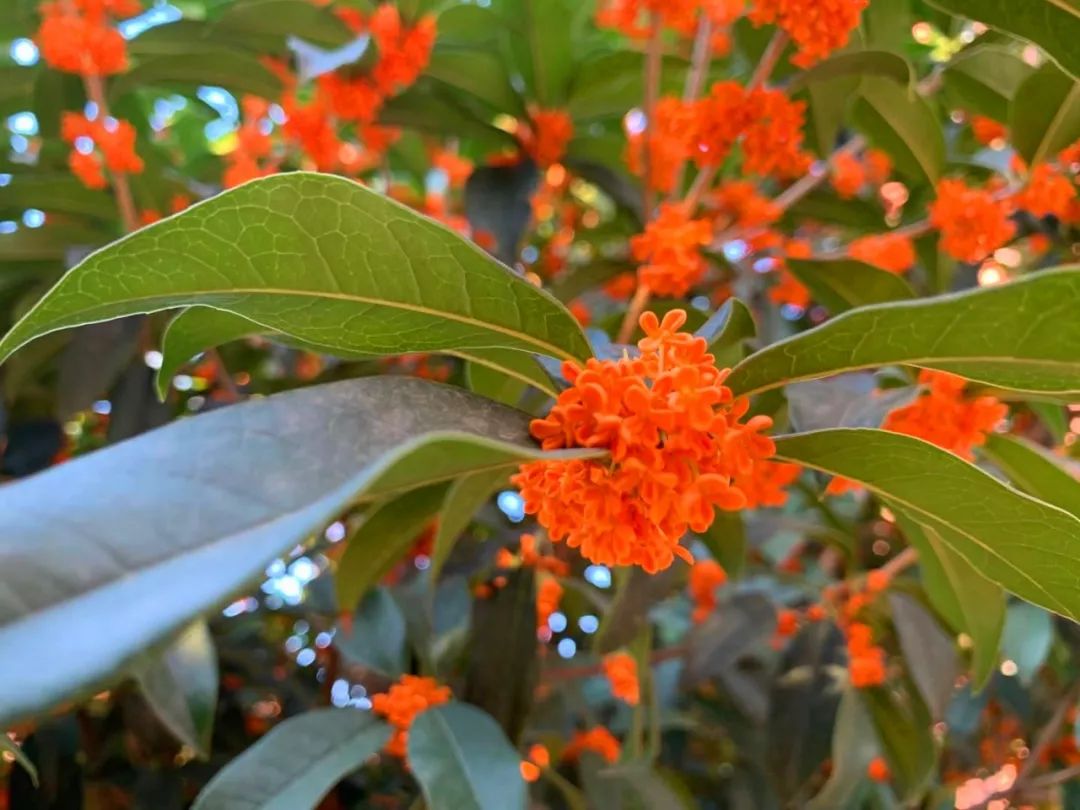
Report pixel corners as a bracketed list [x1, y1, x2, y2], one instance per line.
[422, 710, 485, 810]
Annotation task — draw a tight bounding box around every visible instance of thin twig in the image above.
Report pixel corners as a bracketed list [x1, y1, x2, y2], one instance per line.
[878, 546, 918, 580]
[683, 164, 718, 211]
[616, 284, 652, 344]
[641, 14, 663, 218]
[667, 12, 715, 202]
[748, 30, 789, 90]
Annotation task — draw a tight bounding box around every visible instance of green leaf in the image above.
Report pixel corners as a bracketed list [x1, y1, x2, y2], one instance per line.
[212, 0, 354, 48]
[862, 685, 936, 802]
[594, 564, 687, 655]
[507, 0, 576, 106]
[0, 173, 591, 367]
[942, 45, 1035, 121]
[788, 51, 912, 93]
[851, 76, 945, 186]
[431, 468, 509, 579]
[807, 689, 878, 810]
[981, 433, 1080, 518]
[109, 52, 285, 101]
[334, 588, 408, 677]
[695, 298, 757, 369]
[787, 374, 916, 433]
[0, 223, 108, 261]
[894, 513, 1003, 688]
[727, 268, 1080, 398]
[698, 510, 748, 580]
[426, 48, 524, 115]
[927, 0, 1080, 81]
[786, 258, 916, 314]
[192, 709, 390, 810]
[336, 484, 449, 612]
[0, 376, 595, 727]
[463, 347, 559, 399]
[157, 308, 259, 398]
[135, 620, 218, 759]
[1001, 601, 1054, 686]
[0, 734, 37, 788]
[0, 175, 114, 220]
[408, 703, 527, 810]
[773, 428, 1080, 623]
[887, 592, 959, 721]
[1010, 62, 1080, 165]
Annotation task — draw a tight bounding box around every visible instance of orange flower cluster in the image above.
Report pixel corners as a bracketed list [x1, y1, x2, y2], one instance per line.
[496, 533, 570, 577]
[830, 149, 893, 198]
[736, 459, 801, 508]
[536, 576, 564, 633]
[602, 652, 640, 705]
[882, 370, 1006, 460]
[371, 675, 452, 758]
[513, 310, 781, 574]
[749, 0, 868, 67]
[520, 744, 550, 782]
[847, 622, 886, 687]
[631, 203, 712, 296]
[768, 239, 813, 310]
[37, 0, 138, 76]
[867, 756, 891, 783]
[563, 727, 622, 764]
[1016, 163, 1077, 220]
[369, 4, 437, 91]
[971, 116, 1007, 147]
[61, 113, 143, 190]
[626, 97, 699, 193]
[596, 0, 746, 39]
[711, 180, 780, 230]
[223, 96, 278, 188]
[929, 178, 1015, 263]
[848, 232, 916, 274]
[519, 108, 574, 168]
[689, 559, 727, 622]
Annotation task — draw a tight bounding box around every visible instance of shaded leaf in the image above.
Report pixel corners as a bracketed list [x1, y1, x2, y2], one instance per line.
[408, 703, 527, 810]
[788, 51, 912, 93]
[0, 734, 38, 788]
[787, 373, 916, 433]
[773, 428, 1080, 622]
[0, 173, 591, 368]
[981, 433, 1080, 518]
[192, 709, 390, 810]
[1010, 62, 1080, 165]
[942, 45, 1035, 121]
[862, 685, 936, 802]
[807, 689, 878, 810]
[0, 175, 113, 220]
[212, 0, 354, 48]
[786, 258, 916, 314]
[727, 268, 1080, 398]
[698, 510, 748, 580]
[0, 376, 595, 727]
[431, 468, 509, 579]
[135, 620, 217, 759]
[888, 592, 959, 721]
[464, 161, 540, 266]
[110, 52, 285, 101]
[852, 76, 945, 186]
[426, 47, 523, 115]
[334, 588, 408, 677]
[1001, 601, 1053, 686]
[594, 564, 687, 655]
[696, 297, 756, 369]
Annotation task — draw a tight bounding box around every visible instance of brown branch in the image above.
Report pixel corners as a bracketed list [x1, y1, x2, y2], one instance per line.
[616, 284, 652, 344]
[641, 15, 663, 218]
[748, 30, 789, 90]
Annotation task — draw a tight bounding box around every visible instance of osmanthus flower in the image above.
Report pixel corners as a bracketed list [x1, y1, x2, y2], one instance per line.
[867, 757, 891, 783]
[536, 575, 564, 633]
[371, 675, 452, 758]
[929, 178, 1016, 263]
[767, 239, 813, 310]
[740, 88, 812, 179]
[691, 81, 754, 169]
[495, 533, 570, 577]
[864, 148, 893, 187]
[518, 108, 574, 168]
[846, 622, 886, 687]
[847, 232, 916, 274]
[368, 4, 437, 92]
[519, 744, 550, 783]
[280, 93, 343, 172]
[223, 96, 278, 189]
[1015, 163, 1077, 220]
[971, 115, 1007, 148]
[749, 0, 869, 67]
[513, 310, 785, 574]
[711, 180, 780, 230]
[61, 113, 144, 190]
[830, 151, 866, 199]
[562, 727, 622, 764]
[596, 0, 745, 39]
[881, 370, 1007, 460]
[631, 203, 713, 296]
[735, 459, 801, 508]
[602, 652, 640, 705]
[626, 97, 698, 193]
[36, 0, 139, 77]
[689, 559, 727, 622]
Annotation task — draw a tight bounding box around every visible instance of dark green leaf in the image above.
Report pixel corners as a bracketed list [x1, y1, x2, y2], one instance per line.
[0, 173, 591, 367]
[426, 48, 523, 115]
[192, 709, 390, 810]
[0, 376, 595, 727]
[787, 258, 916, 313]
[408, 703, 526, 810]
[852, 76, 945, 186]
[888, 592, 959, 721]
[334, 588, 408, 677]
[1010, 62, 1080, 165]
[807, 689, 878, 810]
[336, 484, 450, 612]
[696, 297, 756, 369]
[927, 0, 1080, 81]
[728, 268, 1080, 398]
[787, 374, 916, 433]
[507, 0, 576, 106]
[431, 469, 509, 579]
[212, 0, 354, 48]
[135, 620, 218, 759]
[982, 433, 1080, 519]
[0, 223, 108, 261]
[942, 45, 1034, 121]
[594, 564, 687, 655]
[0, 175, 113, 220]
[862, 685, 936, 802]
[698, 510, 748, 579]
[1001, 601, 1053, 685]
[773, 428, 1080, 622]
[788, 51, 912, 93]
[109, 52, 285, 101]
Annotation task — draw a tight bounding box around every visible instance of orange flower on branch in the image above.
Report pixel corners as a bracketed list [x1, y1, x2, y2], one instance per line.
[61, 113, 143, 189]
[735, 459, 801, 508]
[631, 203, 713, 296]
[369, 4, 436, 92]
[846, 622, 886, 687]
[520, 744, 550, 782]
[627, 97, 697, 193]
[768, 239, 813, 310]
[692, 81, 752, 169]
[514, 310, 784, 574]
[563, 727, 621, 764]
[929, 178, 1015, 263]
[520, 108, 574, 168]
[689, 559, 727, 622]
[371, 675, 452, 758]
[848, 232, 916, 274]
[830, 152, 866, 198]
[1016, 163, 1077, 220]
[536, 575, 564, 633]
[37, 0, 136, 77]
[740, 88, 812, 179]
[749, 0, 869, 67]
[971, 115, 1007, 147]
[711, 180, 780, 230]
[867, 757, 891, 783]
[603, 652, 641, 705]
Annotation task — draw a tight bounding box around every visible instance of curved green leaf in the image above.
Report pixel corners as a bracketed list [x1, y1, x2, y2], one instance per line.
[942, 45, 1034, 121]
[788, 51, 912, 93]
[852, 76, 944, 186]
[431, 468, 509, 579]
[1010, 62, 1080, 165]
[888, 592, 959, 721]
[408, 703, 527, 810]
[0, 175, 113, 220]
[727, 268, 1080, 398]
[336, 484, 449, 611]
[0, 375, 594, 727]
[335, 588, 408, 677]
[928, 0, 1080, 81]
[1001, 601, 1054, 686]
[981, 433, 1080, 518]
[787, 258, 916, 314]
[135, 620, 218, 759]
[426, 48, 524, 115]
[862, 685, 936, 802]
[0, 223, 107, 260]
[807, 689, 878, 810]
[696, 297, 756, 369]
[0, 173, 591, 368]
[773, 428, 1080, 622]
[212, 0, 354, 48]
[157, 308, 261, 399]
[109, 52, 285, 101]
[192, 709, 390, 810]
